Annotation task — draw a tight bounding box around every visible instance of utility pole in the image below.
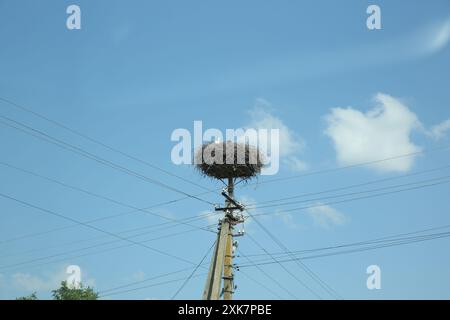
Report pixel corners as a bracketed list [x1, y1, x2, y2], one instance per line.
[197, 141, 261, 300]
[222, 178, 235, 300]
[202, 178, 241, 300]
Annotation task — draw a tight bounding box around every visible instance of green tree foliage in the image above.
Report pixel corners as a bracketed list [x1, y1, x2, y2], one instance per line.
[52, 281, 98, 300]
[16, 292, 38, 300]
[16, 281, 99, 300]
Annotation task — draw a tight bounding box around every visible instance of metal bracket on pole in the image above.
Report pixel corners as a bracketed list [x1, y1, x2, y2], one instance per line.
[215, 206, 242, 212]
[220, 191, 244, 211]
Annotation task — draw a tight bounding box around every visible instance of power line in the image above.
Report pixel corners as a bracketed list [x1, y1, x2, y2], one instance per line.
[9, 173, 448, 272]
[99, 273, 207, 298]
[3, 163, 449, 248]
[0, 160, 215, 239]
[98, 253, 285, 299]
[0, 115, 214, 206]
[5, 160, 446, 247]
[171, 241, 216, 299]
[244, 164, 450, 207]
[26, 227, 450, 298]
[0, 197, 217, 245]
[6, 169, 449, 265]
[100, 273, 208, 298]
[0, 192, 201, 266]
[251, 178, 450, 218]
[98, 225, 450, 298]
[2, 101, 448, 214]
[0, 227, 206, 272]
[243, 144, 450, 187]
[246, 232, 321, 299]
[239, 230, 450, 268]
[99, 266, 196, 295]
[246, 174, 450, 210]
[1, 232, 193, 273]
[237, 248, 295, 299]
[237, 269, 284, 299]
[246, 213, 341, 300]
[0, 99, 446, 298]
[242, 224, 450, 259]
[0, 96, 211, 192]
[100, 229, 450, 298]
[0, 223, 215, 272]
[0, 215, 214, 261]
[2, 114, 446, 247]
[3, 96, 448, 199]
[6, 170, 450, 269]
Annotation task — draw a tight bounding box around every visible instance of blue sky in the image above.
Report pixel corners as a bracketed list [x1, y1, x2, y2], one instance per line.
[1, 0, 450, 299]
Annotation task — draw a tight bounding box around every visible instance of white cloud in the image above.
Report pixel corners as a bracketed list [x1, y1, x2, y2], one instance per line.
[419, 18, 450, 55]
[283, 156, 309, 172]
[239, 195, 299, 230]
[275, 210, 300, 229]
[247, 99, 305, 157]
[307, 203, 347, 229]
[9, 265, 95, 297]
[11, 270, 65, 292]
[12, 273, 48, 292]
[157, 209, 177, 220]
[147, 17, 450, 104]
[246, 99, 308, 172]
[198, 210, 220, 227]
[325, 93, 422, 172]
[429, 118, 450, 140]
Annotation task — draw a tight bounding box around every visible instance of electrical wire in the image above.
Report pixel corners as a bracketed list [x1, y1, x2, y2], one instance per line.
[0, 192, 201, 266]
[243, 144, 450, 187]
[246, 214, 341, 299]
[0, 227, 208, 272]
[237, 269, 284, 300]
[239, 230, 450, 268]
[0, 96, 212, 192]
[242, 224, 450, 259]
[100, 273, 208, 298]
[97, 225, 450, 298]
[5, 172, 450, 269]
[243, 164, 450, 207]
[171, 240, 216, 299]
[246, 232, 322, 299]
[245, 174, 450, 210]
[237, 248, 295, 299]
[0, 115, 215, 206]
[250, 178, 450, 218]
[0, 160, 215, 239]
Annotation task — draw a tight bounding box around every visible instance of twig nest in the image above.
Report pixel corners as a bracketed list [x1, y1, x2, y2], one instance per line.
[195, 141, 264, 180]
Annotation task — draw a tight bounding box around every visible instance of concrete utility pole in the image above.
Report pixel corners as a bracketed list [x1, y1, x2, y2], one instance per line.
[202, 178, 239, 300]
[222, 178, 235, 300]
[197, 141, 261, 300]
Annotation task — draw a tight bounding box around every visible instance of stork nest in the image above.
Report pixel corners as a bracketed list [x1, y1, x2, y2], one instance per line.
[195, 141, 264, 180]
